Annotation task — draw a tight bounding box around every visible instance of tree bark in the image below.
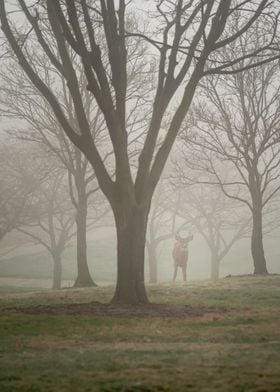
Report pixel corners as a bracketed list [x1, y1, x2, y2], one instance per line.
[111, 205, 149, 304]
[73, 196, 97, 287]
[251, 204, 268, 275]
[147, 243, 158, 284]
[52, 253, 62, 289]
[210, 250, 220, 281]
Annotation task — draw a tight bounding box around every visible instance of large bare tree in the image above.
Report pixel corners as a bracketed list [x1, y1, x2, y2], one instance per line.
[1, 0, 279, 303]
[0, 22, 150, 288]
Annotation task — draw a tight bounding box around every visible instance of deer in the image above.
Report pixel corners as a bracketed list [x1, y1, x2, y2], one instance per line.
[172, 233, 194, 282]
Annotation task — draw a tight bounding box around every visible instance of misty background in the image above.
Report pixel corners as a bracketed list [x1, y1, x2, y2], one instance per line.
[1, 0, 280, 291]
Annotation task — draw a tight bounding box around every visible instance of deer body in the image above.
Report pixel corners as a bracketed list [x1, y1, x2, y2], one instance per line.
[172, 234, 193, 281]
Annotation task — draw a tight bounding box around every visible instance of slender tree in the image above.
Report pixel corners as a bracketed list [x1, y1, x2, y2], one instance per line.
[18, 171, 75, 289]
[182, 59, 280, 275]
[0, 64, 106, 287]
[0, 143, 44, 242]
[146, 180, 186, 283]
[1, 0, 279, 303]
[170, 174, 250, 279]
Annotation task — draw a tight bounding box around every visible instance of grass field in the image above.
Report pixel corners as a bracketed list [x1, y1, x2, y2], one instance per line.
[0, 276, 280, 391]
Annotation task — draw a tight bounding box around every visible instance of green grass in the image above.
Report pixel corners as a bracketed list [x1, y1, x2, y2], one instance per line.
[0, 276, 280, 391]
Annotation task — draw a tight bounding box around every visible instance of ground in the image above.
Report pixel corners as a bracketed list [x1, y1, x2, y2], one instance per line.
[8, 302, 228, 318]
[0, 276, 280, 391]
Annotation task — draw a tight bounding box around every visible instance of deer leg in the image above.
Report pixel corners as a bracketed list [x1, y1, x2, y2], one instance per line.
[182, 265, 187, 282]
[173, 265, 178, 281]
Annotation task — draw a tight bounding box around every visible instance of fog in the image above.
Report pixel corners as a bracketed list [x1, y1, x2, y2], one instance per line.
[0, 0, 280, 293]
[1, 2, 280, 391]
[1, 210, 280, 290]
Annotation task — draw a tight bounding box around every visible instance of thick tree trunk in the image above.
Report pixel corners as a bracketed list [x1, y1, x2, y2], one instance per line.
[251, 205, 268, 275]
[147, 243, 158, 283]
[111, 206, 149, 304]
[52, 253, 62, 290]
[210, 251, 220, 281]
[73, 201, 97, 287]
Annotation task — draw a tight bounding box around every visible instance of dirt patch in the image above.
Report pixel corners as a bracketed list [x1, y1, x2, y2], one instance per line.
[7, 302, 228, 319]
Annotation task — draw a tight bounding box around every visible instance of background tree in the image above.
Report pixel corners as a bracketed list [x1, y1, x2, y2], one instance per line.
[18, 171, 75, 289]
[1, 0, 279, 303]
[0, 62, 107, 287]
[0, 142, 44, 242]
[182, 59, 280, 275]
[170, 165, 251, 279]
[146, 179, 187, 283]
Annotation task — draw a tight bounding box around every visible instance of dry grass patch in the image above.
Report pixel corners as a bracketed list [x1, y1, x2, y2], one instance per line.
[0, 276, 280, 391]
